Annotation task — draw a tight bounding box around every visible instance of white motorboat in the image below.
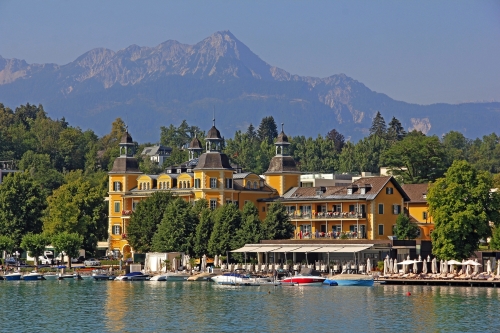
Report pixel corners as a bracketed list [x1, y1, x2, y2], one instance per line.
[165, 272, 190, 281]
[211, 270, 271, 285]
[324, 274, 374, 286]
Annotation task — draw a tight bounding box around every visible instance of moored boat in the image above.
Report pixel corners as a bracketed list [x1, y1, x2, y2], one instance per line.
[165, 272, 190, 281]
[4, 272, 22, 281]
[22, 272, 45, 281]
[115, 271, 150, 281]
[211, 270, 271, 285]
[324, 274, 374, 286]
[280, 274, 326, 286]
[43, 274, 59, 280]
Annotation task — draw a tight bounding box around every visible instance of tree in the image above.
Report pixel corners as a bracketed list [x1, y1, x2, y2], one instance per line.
[232, 202, 263, 261]
[326, 128, 345, 153]
[193, 208, 214, 258]
[19, 150, 64, 195]
[387, 116, 406, 141]
[394, 214, 419, 240]
[490, 226, 500, 251]
[246, 123, 257, 141]
[127, 192, 174, 253]
[208, 204, 242, 256]
[0, 235, 15, 261]
[151, 198, 198, 254]
[51, 232, 83, 269]
[261, 202, 294, 240]
[43, 171, 107, 254]
[369, 111, 387, 138]
[428, 160, 500, 260]
[0, 172, 46, 249]
[20, 233, 50, 267]
[257, 116, 278, 144]
[381, 131, 446, 184]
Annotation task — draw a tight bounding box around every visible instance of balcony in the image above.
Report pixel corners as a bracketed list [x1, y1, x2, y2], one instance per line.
[289, 211, 366, 220]
[121, 210, 133, 217]
[293, 231, 367, 240]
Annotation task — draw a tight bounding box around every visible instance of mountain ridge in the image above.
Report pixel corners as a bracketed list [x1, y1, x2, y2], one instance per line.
[1, 30, 499, 142]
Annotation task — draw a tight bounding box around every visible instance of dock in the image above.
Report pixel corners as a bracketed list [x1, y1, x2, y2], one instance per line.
[378, 278, 500, 287]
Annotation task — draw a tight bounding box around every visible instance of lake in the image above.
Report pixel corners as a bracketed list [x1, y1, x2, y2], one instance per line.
[1, 280, 498, 332]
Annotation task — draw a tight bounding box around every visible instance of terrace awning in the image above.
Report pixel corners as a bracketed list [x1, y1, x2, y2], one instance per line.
[231, 246, 263, 253]
[231, 244, 374, 253]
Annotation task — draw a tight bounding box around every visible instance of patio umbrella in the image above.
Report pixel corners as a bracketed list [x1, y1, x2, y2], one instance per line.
[422, 259, 427, 274]
[389, 258, 393, 274]
[201, 254, 207, 272]
[497, 260, 500, 276]
[214, 254, 218, 268]
[172, 257, 177, 272]
[407, 255, 410, 261]
[413, 260, 418, 274]
[383, 258, 388, 275]
[432, 258, 437, 274]
[487, 260, 492, 274]
[367, 258, 371, 274]
[461, 259, 467, 274]
[466, 263, 471, 276]
[418, 255, 422, 262]
[393, 259, 398, 274]
[441, 260, 447, 274]
[427, 255, 431, 262]
[492, 258, 497, 274]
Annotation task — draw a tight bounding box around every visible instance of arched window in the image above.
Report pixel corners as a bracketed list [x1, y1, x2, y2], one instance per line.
[254, 182, 258, 189]
[167, 182, 170, 189]
[187, 181, 191, 188]
[246, 181, 251, 189]
[147, 182, 150, 190]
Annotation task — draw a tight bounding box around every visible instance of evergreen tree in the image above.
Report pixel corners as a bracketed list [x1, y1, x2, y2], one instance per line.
[387, 116, 406, 141]
[208, 204, 242, 256]
[369, 111, 387, 138]
[257, 116, 278, 144]
[246, 123, 257, 141]
[152, 198, 198, 254]
[127, 191, 174, 253]
[261, 202, 294, 240]
[394, 214, 419, 240]
[232, 202, 262, 251]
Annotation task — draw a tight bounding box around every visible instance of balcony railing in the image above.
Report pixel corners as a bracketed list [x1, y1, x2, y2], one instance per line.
[289, 212, 366, 219]
[122, 210, 133, 216]
[294, 231, 367, 240]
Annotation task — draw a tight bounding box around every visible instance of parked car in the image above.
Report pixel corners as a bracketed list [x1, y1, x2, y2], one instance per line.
[84, 258, 101, 266]
[38, 255, 54, 265]
[5, 257, 17, 266]
[71, 256, 85, 264]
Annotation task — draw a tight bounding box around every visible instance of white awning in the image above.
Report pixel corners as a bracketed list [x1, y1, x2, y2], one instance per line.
[288, 246, 322, 252]
[309, 247, 343, 253]
[331, 245, 373, 253]
[269, 247, 301, 253]
[231, 246, 263, 253]
[254, 246, 282, 252]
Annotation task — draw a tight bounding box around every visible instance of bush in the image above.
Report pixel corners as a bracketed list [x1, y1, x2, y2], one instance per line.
[377, 261, 384, 271]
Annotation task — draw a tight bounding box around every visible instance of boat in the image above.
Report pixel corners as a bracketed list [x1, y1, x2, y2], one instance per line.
[22, 272, 45, 281]
[58, 273, 79, 280]
[115, 272, 150, 281]
[211, 270, 271, 285]
[92, 270, 116, 281]
[165, 272, 190, 281]
[4, 272, 22, 281]
[43, 274, 59, 280]
[149, 274, 167, 281]
[324, 274, 374, 286]
[280, 274, 326, 286]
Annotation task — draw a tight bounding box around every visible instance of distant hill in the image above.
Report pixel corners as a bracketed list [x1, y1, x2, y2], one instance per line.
[1, 30, 499, 142]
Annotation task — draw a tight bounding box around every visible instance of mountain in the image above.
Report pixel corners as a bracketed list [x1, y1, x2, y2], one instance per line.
[1, 30, 499, 142]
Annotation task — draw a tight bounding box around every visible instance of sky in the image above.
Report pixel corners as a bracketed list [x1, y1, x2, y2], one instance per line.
[0, 0, 499, 105]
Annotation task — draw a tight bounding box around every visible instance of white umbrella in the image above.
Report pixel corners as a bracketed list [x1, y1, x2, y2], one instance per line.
[427, 255, 431, 262]
[407, 255, 410, 261]
[201, 254, 207, 272]
[413, 260, 418, 274]
[214, 254, 219, 267]
[431, 258, 437, 274]
[443, 260, 448, 274]
[497, 259, 500, 276]
[466, 264, 471, 276]
[383, 258, 388, 275]
[461, 259, 467, 274]
[366, 258, 371, 274]
[418, 255, 422, 262]
[393, 259, 398, 274]
[487, 260, 492, 274]
[172, 257, 177, 272]
[422, 259, 427, 274]
[389, 258, 393, 274]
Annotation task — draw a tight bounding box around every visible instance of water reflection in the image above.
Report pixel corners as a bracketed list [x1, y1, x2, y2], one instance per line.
[2, 281, 500, 332]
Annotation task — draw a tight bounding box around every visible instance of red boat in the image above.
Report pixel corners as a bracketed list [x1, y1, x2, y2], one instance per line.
[281, 274, 326, 286]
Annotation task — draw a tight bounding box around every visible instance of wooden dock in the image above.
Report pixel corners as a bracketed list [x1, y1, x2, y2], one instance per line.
[378, 278, 500, 287]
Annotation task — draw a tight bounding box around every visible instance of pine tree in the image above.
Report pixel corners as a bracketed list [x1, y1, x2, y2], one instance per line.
[326, 128, 345, 153]
[387, 116, 406, 141]
[257, 116, 278, 144]
[261, 202, 294, 240]
[193, 208, 214, 257]
[394, 214, 419, 240]
[369, 111, 387, 138]
[208, 204, 242, 256]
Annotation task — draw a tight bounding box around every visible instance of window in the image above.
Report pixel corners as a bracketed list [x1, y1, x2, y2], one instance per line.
[246, 181, 251, 189]
[386, 187, 394, 194]
[233, 201, 239, 207]
[423, 212, 428, 220]
[378, 204, 384, 214]
[226, 178, 233, 189]
[147, 182, 150, 190]
[349, 204, 355, 212]
[226, 200, 232, 205]
[187, 181, 190, 188]
[132, 201, 138, 211]
[167, 181, 170, 189]
[210, 199, 217, 210]
[262, 206, 266, 212]
[332, 204, 341, 212]
[114, 201, 120, 213]
[112, 225, 122, 235]
[194, 179, 201, 189]
[253, 182, 258, 189]
[393, 204, 401, 215]
[347, 188, 353, 195]
[378, 224, 384, 235]
[210, 178, 217, 188]
[113, 181, 122, 191]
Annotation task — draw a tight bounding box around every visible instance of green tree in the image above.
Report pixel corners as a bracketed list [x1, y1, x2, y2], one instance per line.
[257, 116, 278, 144]
[232, 202, 262, 261]
[261, 202, 294, 240]
[193, 208, 214, 257]
[387, 116, 406, 141]
[152, 198, 198, 254]
[394, 214, 419, 240]
[326, 128, 345, 153]
[127, 192, 174, 253]
[428, 160, 500, 260]
[0, 172, 46, 249]
[19, 150, 64, 195]
[369, 111, 387, 138]
[0, 235, 15, 262]
[208, 204, 242, 256]
[51, 232, 83, 269]
[20, 233, 50, 267]
[382, 131, 446, 183]
[43, 171, 107, 254]
[490, 226, 500, 250]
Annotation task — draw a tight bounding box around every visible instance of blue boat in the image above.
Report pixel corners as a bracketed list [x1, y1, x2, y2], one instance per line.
[324, 274, 374, 286]
[4, 272, 22, 281]
[22, 272, 45, 281]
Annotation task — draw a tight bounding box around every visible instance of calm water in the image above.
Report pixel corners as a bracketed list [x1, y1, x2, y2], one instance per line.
[1, 280, 499, 333]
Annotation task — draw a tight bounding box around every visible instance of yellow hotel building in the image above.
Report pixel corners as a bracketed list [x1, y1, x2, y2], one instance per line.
[107, 122, 432, 258]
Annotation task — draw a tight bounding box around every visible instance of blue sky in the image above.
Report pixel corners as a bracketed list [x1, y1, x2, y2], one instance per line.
[0, 0, 499, 105]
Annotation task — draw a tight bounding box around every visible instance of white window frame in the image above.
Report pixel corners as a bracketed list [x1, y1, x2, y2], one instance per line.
[210, 199, 217, 210]
[210, 178, 217, 189]
[112, 225, 121, 235]
[378, 204, 384, 214]
[114, 201, 120, 213]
